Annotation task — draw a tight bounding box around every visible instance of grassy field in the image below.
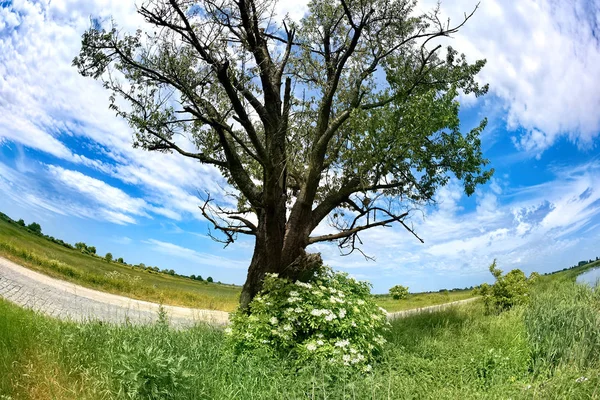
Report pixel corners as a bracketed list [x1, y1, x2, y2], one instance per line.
[1, 280, 599, 399]
[375, 289, 475, 312]
[0, 218, 240, 311]
[377, 258, 600, 312]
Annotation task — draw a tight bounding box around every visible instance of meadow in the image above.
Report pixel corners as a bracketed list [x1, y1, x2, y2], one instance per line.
[375, 289, 475, 312]
[1, 279, 599, 399]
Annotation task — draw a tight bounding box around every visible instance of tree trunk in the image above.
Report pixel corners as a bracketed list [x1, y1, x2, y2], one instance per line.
[239, 178, 287, 309]
[239, 207, 321, 310]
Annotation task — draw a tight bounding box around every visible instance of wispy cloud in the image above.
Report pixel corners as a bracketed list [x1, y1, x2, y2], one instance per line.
[312, 161, 600, 289]
[0, 0, 230, 224]
[423, 0, 600, 155]
[143, 239, 247, 270]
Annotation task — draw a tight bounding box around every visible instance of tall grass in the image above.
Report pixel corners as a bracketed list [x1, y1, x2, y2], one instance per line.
[2, 280, 599, 399]
[525, 281, 600, 374]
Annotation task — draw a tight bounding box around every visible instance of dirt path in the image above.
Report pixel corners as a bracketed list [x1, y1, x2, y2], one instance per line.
[0, 256, 229, 327]
[386, 296, 481, 320]
[0, 255, 479, 327]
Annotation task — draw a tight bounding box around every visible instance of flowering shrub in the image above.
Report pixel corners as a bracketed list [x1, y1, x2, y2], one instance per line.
[389, 284, 409, 300]
[227, 266, 388, 371]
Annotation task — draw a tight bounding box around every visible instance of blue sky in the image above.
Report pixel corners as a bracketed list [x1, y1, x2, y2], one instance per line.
[1, 0, 600, 293]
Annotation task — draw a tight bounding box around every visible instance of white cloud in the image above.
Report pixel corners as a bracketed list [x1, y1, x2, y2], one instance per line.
[48, 165, 150, 217]
[0, 160, 178, 225]
[144, 239, 247, 269]
[0, 0, 229, 225]
[312, 162, 600, 290]
[424, 0, 600, 155]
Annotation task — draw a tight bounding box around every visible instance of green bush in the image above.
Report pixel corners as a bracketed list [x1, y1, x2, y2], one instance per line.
[228, 266, 388, 371]
[27, 222, 42, 235]
[105, 252, 113, 263]
[389, 285, 409, 300]
[480, 260, 534, 313]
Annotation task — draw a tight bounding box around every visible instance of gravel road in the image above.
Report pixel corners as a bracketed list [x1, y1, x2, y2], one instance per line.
[386, 296, 481, 320]
[0, 256, 229, 327]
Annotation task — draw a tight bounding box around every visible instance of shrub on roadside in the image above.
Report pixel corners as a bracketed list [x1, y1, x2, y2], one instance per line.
[26, 222, 42, 235]
[389, 284, 409, 300]
[479, 260, 536, 313]
[227, 266, 388, 371]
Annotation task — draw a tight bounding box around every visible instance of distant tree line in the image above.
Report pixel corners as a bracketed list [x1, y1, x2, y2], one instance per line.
[544, 258, 600, 275]
[0, 211, 228, 286]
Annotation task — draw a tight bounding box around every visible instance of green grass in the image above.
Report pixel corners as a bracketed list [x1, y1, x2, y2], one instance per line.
[377, 259, 600, 313]
[1, 280, 599, 399]
[0, 218, 240, 311]
[376, 289, 475, 312]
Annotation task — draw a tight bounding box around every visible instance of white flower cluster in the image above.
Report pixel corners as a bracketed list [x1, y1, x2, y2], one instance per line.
[287, 290, 301, 303]
[295, 281, 313, 289]
[228, 265, 388, 372]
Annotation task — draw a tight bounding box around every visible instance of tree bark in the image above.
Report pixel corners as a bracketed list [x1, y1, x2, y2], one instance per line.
[239, 205, 322, 310]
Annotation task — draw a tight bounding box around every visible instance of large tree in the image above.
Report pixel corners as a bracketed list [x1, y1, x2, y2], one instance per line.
[74, 0, 492, 309]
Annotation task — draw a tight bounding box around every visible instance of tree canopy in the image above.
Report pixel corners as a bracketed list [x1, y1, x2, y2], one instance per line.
[75, 0, 492, 307]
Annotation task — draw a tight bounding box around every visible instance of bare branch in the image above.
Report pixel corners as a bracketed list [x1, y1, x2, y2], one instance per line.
[199, 192, 256, 247]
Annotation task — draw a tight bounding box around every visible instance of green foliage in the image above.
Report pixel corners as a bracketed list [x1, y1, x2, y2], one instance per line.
[16, 219, 25, 227]
[389, 284, 409, 300]
[480, 260, 535, 313]
[105, 252, 113, 263]
[528, 271, 541, 283]
[114, 343, 191, 399]
[75, 241, 97, 255]
[117, 257, 124, 263]
[228, 266, 388, 371]
[206, 276, 213, 283]
[26, 222, 42, 235]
